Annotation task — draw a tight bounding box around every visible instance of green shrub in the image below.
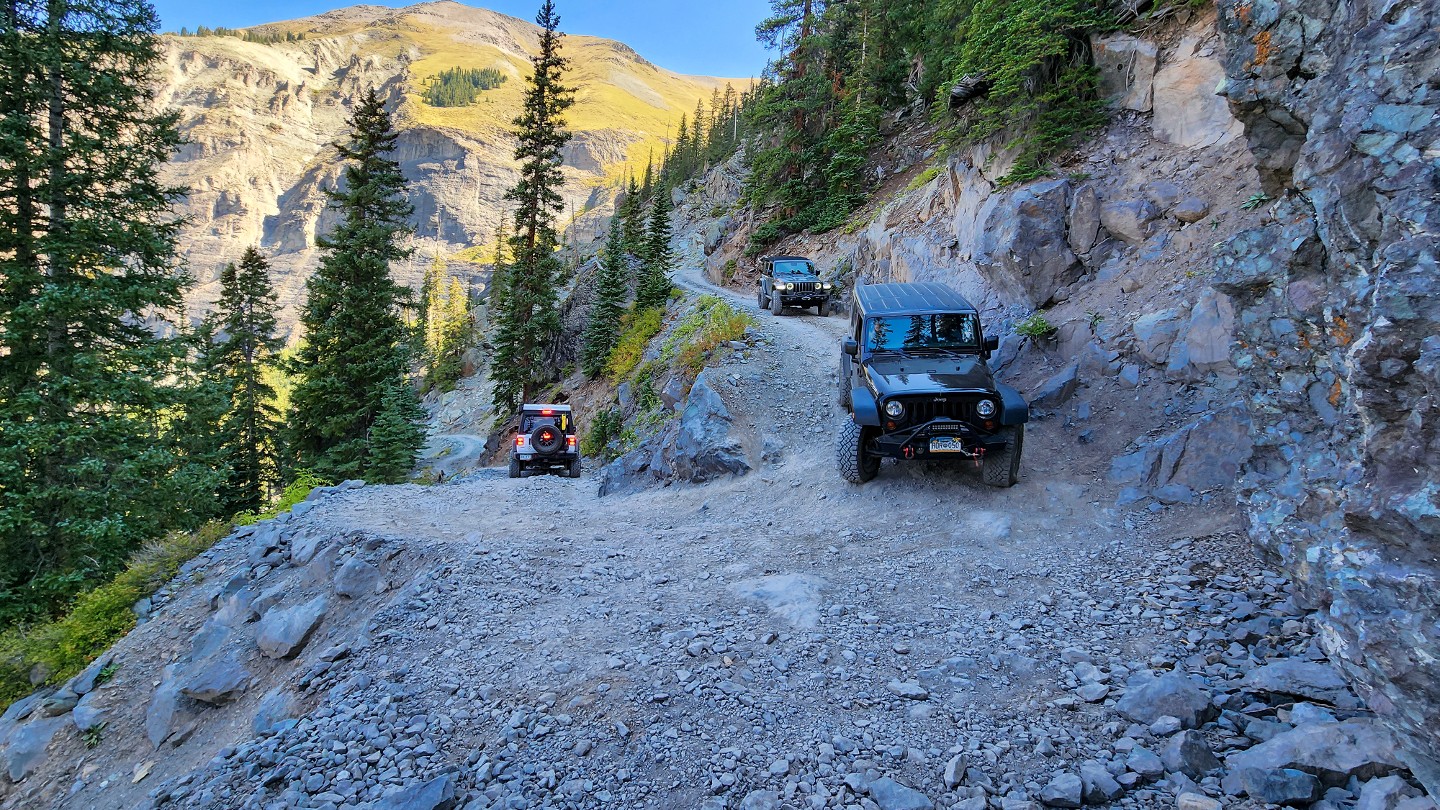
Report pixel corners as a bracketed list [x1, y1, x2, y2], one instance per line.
[580, 407, 621, 459]
[605, 307, 665, 384]
[233, 469, 329, 526]
[1016, 312, 1058, 338]
[0, 519, 231, 709]
[906, 166, 942, 192]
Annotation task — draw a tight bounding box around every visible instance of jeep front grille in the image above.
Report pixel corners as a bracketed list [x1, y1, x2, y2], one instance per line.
[785, 281, 821, 293]
[900, 397, 977, 423]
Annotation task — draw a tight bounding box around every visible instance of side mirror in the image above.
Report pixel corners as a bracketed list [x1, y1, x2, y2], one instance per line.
[983, 336, 999, 352]
[843, 338, 859, 356]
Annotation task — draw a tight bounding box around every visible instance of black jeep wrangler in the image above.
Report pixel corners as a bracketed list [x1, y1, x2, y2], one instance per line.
[757, 255, 834, 316]
[510, 404, 581, 479]
[836, 283, 1028, 486]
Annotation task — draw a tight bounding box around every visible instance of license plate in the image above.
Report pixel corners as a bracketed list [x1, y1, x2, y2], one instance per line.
[929, 437, 966, 453]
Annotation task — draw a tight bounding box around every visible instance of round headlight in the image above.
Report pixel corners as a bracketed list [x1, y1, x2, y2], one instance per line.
[822, 282, 834, 290]
[776, 282, 788, 290]
[977, 399, 996, 417]
[884, 400, 905, 418]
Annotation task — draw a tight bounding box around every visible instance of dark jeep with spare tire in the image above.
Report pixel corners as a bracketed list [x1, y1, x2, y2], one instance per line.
[836, 283, 1029, 486]
[757, 255, 834, 316]
[510, 403, 581, 479]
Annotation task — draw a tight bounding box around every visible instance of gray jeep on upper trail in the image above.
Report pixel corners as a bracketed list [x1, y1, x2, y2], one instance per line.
[836, 282, 1029, 486]
[757, 255, 834, 316]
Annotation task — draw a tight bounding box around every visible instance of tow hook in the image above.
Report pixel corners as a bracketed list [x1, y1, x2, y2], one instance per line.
[902, 445, 916, 459]
[973, 447, 985, 468]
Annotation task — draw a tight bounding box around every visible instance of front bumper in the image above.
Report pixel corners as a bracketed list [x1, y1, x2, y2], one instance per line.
[867, 418, 1009, 460]
[780, 293, 830, 305]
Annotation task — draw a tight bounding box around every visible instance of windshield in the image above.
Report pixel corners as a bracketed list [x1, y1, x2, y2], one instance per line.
[772, 260, 815, 276]
[865, 314, 980, 353]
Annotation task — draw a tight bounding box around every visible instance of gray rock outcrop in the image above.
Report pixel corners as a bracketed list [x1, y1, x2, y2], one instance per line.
[256, 595, 327, 659]
[599, 370, 755, 495]
[1214, 0, 1440, 790]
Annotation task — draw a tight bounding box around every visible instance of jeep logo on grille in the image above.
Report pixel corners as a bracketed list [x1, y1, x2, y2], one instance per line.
[932, 397, 948, 402]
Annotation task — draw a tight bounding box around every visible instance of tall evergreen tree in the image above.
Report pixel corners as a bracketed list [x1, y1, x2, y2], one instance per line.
[213, 247, 283, 513]
[288, 88, 422, 482]
[635, 192, 673, 311]
[0, 0, 215, 617]
[619, 175, 645, 258]
[579, 222, 629, 378]
[489, 0, 574, 412]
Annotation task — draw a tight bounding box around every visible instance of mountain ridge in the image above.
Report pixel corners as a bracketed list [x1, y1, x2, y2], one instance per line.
[159, 0, 741, 334]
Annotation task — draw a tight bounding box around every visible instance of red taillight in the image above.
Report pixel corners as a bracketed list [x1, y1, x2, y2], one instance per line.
[514, 435, 524, 446]
[567, 436, 577, 446]
[541, 409, 554, 415]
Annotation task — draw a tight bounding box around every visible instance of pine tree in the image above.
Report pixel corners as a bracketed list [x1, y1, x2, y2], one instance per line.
[579, 221, 630, 377]
[0, 0, 217, 616]
[213, 247, 283, 513]
[635, 192, 673, 311]
[366, 383, 426, 484]
[288, 88, 419, 482]
[489, 0, 574, 412]
[619, 175, 645, 259]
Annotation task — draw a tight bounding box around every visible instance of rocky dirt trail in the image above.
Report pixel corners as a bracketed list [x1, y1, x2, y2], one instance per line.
[0, 265, 1424, 810]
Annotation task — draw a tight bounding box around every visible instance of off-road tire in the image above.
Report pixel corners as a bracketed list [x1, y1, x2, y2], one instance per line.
[837, 419, 879, 484]
[982, 425, 1024, 487]
[770, 294, 783, 316]
[837, 366, 852, 409]
[818, 299, 831, 317]
[508, 457, 521, 479]
[568, 458, 582, 479]
[757, 288, 767, 309]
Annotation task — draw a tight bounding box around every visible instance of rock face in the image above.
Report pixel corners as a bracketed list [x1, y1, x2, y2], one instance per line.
[598, 370, 755, 495]
[157, 1, 734, 334]
[1213, 0, 1440, 790]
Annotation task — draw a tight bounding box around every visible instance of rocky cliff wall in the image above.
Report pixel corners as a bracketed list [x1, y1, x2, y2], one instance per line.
[1212, 0, 1440, 791]
[681, 2, 1438, 782]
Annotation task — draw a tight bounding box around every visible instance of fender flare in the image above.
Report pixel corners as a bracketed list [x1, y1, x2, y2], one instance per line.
[996, 383, 1030, 426]
[850, 385, 881, 426]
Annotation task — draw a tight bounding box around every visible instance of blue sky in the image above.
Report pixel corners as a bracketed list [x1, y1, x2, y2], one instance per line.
[152, 0, 776, 78]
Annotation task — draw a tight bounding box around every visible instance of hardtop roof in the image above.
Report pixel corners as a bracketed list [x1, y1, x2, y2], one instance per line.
[761, 255, 813, 263]
[853, 282, 978, 316]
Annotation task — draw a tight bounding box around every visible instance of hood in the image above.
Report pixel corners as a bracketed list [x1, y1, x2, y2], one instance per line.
[865, 355, 996, 398]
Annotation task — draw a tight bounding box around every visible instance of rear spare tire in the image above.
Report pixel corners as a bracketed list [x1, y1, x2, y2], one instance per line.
[982, 425, 1023, 487]
[531, 425, 563, 456]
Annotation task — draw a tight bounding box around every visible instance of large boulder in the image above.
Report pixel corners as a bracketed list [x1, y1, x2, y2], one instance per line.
[1114, 670, 1214, 728]
[1242, 660, 1359, 708]
[1, 715, 68, 782]
[361, 774, 457, 810]
[256, 595, 327, 659]
[1099, 199, 1159, 245]
[599, 370, 753, 496]
[867, 776, 934, 810]
[180, 654, 251, 705]
[1224, 720, 1406, 787]
[976, 179, 1082, 307]
[1108, 403, 1254, 497]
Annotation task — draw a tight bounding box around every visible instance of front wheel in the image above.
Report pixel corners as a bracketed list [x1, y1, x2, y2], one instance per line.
[836, 419, 879, 484]
[770, 294, 783, 316]
[982, 425, 1024, 488]
[818, 299, 831, 317]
